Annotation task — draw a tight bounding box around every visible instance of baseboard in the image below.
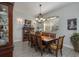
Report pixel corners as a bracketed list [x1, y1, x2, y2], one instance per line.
[64, 44, 74, 49]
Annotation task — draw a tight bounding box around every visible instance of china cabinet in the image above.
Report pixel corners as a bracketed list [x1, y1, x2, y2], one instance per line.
[23, 20, 34, 41]
[0, 2, 13, 57]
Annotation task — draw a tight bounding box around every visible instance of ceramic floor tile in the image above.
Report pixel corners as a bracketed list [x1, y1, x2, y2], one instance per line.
[13, 41, 79, 57]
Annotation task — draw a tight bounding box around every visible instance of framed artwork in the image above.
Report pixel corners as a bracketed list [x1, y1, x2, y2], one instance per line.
[67, 18, 77, 30]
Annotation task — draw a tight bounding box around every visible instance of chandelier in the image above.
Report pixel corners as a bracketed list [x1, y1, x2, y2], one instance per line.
[35, 4, 46, 23]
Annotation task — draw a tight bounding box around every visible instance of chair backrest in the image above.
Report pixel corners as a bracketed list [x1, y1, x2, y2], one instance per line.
[58, 35, 65, 49]
[36, 35, 42, 47]
[50, 33, 56, 38]
[29, 33, 36, 45]
[35, 31, 40, 35]
[34, 34, 39, 45]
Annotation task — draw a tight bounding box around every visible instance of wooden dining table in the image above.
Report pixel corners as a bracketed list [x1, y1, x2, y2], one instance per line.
[41, 35, 58, 47]
[41, 36, 54, 42]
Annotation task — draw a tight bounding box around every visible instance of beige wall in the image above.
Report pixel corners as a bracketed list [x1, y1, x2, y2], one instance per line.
[44, 3, 79, 49]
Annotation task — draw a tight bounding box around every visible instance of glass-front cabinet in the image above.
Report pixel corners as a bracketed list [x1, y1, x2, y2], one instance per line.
[0, 4, 9, 46]
[0, 3, 13, 57]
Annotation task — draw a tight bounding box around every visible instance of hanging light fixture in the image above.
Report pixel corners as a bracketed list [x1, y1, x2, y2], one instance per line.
[35, 4, 46, 23]
[35, 4, 59, 23]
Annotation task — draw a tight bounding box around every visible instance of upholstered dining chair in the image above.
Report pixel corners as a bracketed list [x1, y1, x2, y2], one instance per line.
[50, 35, 65, 57]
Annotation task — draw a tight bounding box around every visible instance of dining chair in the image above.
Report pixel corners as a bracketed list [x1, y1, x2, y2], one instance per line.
[33, 34, 39, 52]
[30, 34, 37, 47]
[37, 35, 46, 56]
[50, 35, 65, 57]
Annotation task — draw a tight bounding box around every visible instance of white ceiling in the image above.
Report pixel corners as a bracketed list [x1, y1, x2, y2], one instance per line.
[14, 2, 72, 17]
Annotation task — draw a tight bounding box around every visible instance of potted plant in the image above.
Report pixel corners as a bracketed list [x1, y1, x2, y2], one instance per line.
[70, 33, 79, 52]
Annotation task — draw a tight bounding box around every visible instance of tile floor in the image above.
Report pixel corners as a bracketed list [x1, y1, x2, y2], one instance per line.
[13, 41, 79, 57]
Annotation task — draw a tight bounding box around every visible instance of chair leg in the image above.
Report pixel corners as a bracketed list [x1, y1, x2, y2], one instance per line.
[56, 52, 58, 57]
[55, 50, 58, 57]
[60, 49, 62, 56]
[41, 49, 43, 56]
[30, 42, 33, 48]
[34, 45, 38, 52]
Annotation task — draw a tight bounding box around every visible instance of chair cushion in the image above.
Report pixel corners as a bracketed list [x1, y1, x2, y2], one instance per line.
[50, 44, 61, 50]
